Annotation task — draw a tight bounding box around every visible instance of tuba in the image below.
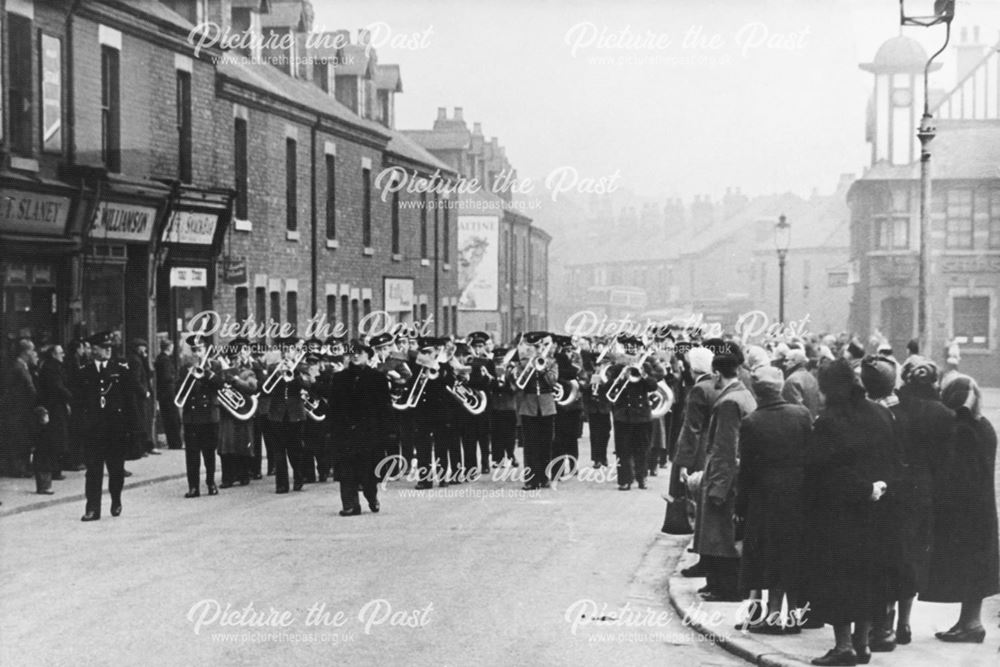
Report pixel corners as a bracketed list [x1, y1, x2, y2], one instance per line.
[606, 349, 652, 404]
[174, 345, 216, 409]
[261, 349, 306, 395]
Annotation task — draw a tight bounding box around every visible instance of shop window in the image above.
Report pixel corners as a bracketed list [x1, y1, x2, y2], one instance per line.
[255, 287, 266, 324]
[953, 296, 989, 348]
[234, 118, 248, 220]
[235, 287, 249, 322]
[9, 14, 33, 156]
[270, 290, 281, 325]
[945, 188, 973, 249]
[176, 69, 192, 183]
[873, 187, 909, 250]
[286, 291, 298, 333]
[325, 154, 336, 240]
[391, 191, 400, 254]
[285, 138, 297, 231]
[420, 193, 428, 259]
[362, 167, 372, 248]
[101, 45, 121, 172]
[362, 297, 371, 319]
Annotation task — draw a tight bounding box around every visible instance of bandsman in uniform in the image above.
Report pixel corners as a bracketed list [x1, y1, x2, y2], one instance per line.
[329, 339, 390, 516]
[78, 331, 140, 521]
[178, 334, 225, 498]
[602, 334, 666, 490]
[410, 337, 460, 488]
[263, 336, 312, 493]
[489, 346, 518, 467]
[580, 336, 613, 468]
[370, 332, 413, 470]
[217, 337, 258, 488]
[464, 332, 495, 475]
[248, 338, 268, 479]
[508, 332, 558, 490]
[300, 338, 329, 483]
[552, 334, 584, 464]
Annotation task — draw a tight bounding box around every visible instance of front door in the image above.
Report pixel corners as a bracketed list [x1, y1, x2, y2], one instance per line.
[880, 296, 914, 357]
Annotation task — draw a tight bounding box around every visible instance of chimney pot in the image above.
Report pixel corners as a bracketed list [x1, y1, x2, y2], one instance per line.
[358, 28, 371, 45]
[974, 26, 980, 43]
[437, 107, 447, 121]
[454, 106, 464, 120]
[473, 122, 482, 134]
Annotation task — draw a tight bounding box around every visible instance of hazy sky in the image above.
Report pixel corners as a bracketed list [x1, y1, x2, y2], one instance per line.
[311, 0, 1000, 201]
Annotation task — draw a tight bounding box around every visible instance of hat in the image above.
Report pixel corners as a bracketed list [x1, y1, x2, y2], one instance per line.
[184, 333, 211, 348]
[274, 335, 300, 348]
[468, 331, 490, 346]
[305, 352, 322, 364]
[704, 338, 743, 367]
[369, 333, 395, 349]
[417, 336, 447, 350]
[785, 348, 808, 367]
[687, 346, 714, 376]
[860, 355, 897, 399]
[846, 340, 865, 360]
[88, 331, 115, 348]
[492, 346, 510, 359]
[551, 334, 573, 347]
[454, 342, 471, 357]
[523, 331, 551, 345]
[130, 338, 148, 349]
[617, 334, 642, 347]
[901, 356, 938, 385]
[818, 359, 864, 406]
[348, 339, 373, 356]
[304, 337, 324, 351]
[744, 345, 770, 371]
[752, 365, 785, 395]
[877, 341, 893, 355]
[941, 374, 981, 420]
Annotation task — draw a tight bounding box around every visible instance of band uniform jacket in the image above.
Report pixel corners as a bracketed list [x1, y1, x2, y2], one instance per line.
[265, 361, 312, 423]
[378, 353, 413, 411]
[411, 364, 457, 423]
[673, 372, 719, 472]
[179, 355, 224, 425]
[489, 363, 517, 412]
[601, 356, 666, 423]
[217, 363, 258, 455]
[579, 350, 612, 416]
[508, 358, 559, 417]
[554, 352, 583, 412]
[75, 358, 140, 454]
[329, 363, 391, 470]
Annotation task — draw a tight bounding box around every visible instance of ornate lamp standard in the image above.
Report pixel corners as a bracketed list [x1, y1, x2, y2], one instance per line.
[775, 214, 791, 323]
[899, 0, 955, 354]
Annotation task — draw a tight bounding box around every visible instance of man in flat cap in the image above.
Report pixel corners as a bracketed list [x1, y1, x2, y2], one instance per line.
[78, 332, 140, 521]
[329, 340, 390, 515]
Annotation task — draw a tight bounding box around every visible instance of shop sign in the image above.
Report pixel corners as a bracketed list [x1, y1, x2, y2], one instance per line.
[162, 210, 218, 245]
[89, 201, 157, 242]
[170, 267, 207, 288]
[222, 257, 248, 285]
[0, 190, 71, 236]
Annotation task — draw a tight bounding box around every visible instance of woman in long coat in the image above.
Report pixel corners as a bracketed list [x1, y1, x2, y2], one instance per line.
[803, 359, 899, 666]
[736, 366, 811, 632]
[922, 374, 999, 643]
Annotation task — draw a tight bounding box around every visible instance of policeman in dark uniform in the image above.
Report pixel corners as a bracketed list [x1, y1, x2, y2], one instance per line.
[178, 334, 225, 498]
[508, 332, 559, 490]
[79, 331, 139, 521]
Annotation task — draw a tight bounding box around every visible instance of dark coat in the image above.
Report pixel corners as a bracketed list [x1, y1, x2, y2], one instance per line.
[329, 363, 390, 477]
[782, 365, 821, 419]
[736, 395, 811, 592]
[264, 361, 311, 423]
[0, 358, 38, 461]
[801, 397, 900, 625]
[922, 415, 1000, 602]
[37, 358, 73, 457]
[510, 358, 558, 417]
[602, 357, 667, 424]
[673, 373, 718, 472]
[693, 378, 757, 558]
[75, 359, 140, 457]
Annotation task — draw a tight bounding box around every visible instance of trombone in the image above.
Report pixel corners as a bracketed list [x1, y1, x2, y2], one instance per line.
[606, 348, 652, 404]
[261, 349, 306, 395]
[174, 345, 217, 409]
[392, 363, 439, 410]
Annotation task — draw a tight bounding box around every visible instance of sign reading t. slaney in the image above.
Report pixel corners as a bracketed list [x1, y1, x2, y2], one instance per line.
[0, 190, 71, 236]
[89, 202, 157, 242]
[163, 210, 218, 245]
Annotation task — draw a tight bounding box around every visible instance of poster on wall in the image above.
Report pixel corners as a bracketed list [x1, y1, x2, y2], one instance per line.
[384, 277, 414, 313]
[457, 215, 499, 311]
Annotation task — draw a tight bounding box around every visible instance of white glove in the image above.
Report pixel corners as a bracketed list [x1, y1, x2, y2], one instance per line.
[871, 481, 887, 501]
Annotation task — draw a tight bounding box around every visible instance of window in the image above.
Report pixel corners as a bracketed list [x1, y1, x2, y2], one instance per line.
[286, 291, 297, 332]
[420, 193, 428, 259]
[953, 296, 989, 348]
[419, 303, 428, 323]
[176, 70, 192, 183]
[442, 198, 450, 262]
[362, 167, 372, 247]
[326, 295, 336, 327]
[945, 188, 973, 249]
[441, 305, 449, 335]
[391, 191, 400, 254]
[362, 298, 371, 318]
[9, 14, 33, 156]
[873, 187, 909, 250]
[351, 299, 360, 337]
[270, 291, 281, 325]
[285, 138, 297, 231]
[340, 295, 348, 333]
[325, 154, 336, 239]
[828, 271, 849, 288]
[234, 118, 248, 220]
[991, 189, 1000, 249]
[40, 34, 62, 154]
[315, 61, 330, 93]
[235, 287, 249, 322]
[412, 304, 419, 323]
[255, 287, 266, 324]
[451, 306, 458, 334]
[100, 45, 121, 172]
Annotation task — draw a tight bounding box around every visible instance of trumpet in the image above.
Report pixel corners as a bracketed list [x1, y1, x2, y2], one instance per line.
[392, 363, 439, 410]
[301, 388, 327, 422]
[218, 383, 258, 421]
[261, 349, 306, 395]
[174, 345, 216, 409]
[606, 349, 652, 404]
[514, 341, 552, 390]
[447, 377, 488, 415]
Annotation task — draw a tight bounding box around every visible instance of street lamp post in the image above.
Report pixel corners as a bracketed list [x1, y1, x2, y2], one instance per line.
[775, 214, 791, 323]
[900, 0, 955, 357]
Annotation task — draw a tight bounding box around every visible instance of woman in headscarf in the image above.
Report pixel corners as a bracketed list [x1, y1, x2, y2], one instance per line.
[803, 359, 899, 666]
[922, 374, 999, 644]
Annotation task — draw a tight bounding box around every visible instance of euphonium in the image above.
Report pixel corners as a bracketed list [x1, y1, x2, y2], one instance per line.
[261, 349, 306, 395]
[447, 377, 488, 415]
[606, 349, 651, 404]
[554, 379, 580, 407]
[174, 345, 215, 409]
[218, 383, 258, 421]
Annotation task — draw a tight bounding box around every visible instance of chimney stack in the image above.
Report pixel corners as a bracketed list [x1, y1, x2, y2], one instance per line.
[454, 106, 464, 121]
[955, 24, 985, 81]
[358, 28, 371, 46]
[473, 122, 482, 134]
[437, 107, 447, 121]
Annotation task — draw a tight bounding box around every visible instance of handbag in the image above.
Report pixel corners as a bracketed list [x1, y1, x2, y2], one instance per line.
[661, 495, 694, 534]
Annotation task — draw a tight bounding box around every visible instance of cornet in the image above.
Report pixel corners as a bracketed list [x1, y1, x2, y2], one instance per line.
[606, 349, 652, 404]
[174, 345, 216, 408]
[261, 349, 306, 395]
